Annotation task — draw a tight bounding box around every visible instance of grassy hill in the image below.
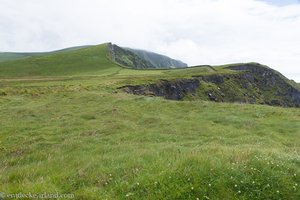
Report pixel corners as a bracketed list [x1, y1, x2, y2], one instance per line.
[0, 44, 119, 77]
[0, 46, 90, 63]
[0, 43, 188, 77]
[0, 44, 299, 200]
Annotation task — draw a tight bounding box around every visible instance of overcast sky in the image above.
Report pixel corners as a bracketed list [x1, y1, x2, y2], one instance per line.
[0, 0, 300, 81]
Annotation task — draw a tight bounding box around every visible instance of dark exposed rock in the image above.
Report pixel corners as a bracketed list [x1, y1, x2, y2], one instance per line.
[120, 63, 300, 107]
[120, 79, 200, 100]
[125, 48, 188, 68]
[208, 92, 217, 101]
[227, 63, 300, 107]
[108, 43, 155, 69]
[108, 43, 188, 69]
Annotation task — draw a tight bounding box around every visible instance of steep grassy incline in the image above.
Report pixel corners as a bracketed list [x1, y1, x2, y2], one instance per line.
[108, 43, 155, 69]
[126, 48, 188, 68]
[108, 43, 188, 69]
[0, 44, 120, 77]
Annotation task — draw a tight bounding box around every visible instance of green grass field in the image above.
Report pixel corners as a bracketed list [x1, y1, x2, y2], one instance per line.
[0, 44, 299, 199]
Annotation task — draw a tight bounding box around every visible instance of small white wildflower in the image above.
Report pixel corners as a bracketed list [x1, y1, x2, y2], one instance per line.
[241, 181, 244, 183]
[294, 174, 297, 177]
[137, 182, 140, 186]
[238, 191, 241, 194]
[277, 190, 279, 193]
[191, 187, 194, 190]
[235, 184, 238, 187]
[125, 193, 133, 197]
[295, 183, 298, 186]
[208, 183, 211, 187]
[252, 181, 255, 184]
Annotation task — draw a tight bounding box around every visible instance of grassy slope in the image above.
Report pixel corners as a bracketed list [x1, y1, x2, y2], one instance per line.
[0, 44, 119, 77]
[0, 48, 299, 199]
[0, 46, 90, 63]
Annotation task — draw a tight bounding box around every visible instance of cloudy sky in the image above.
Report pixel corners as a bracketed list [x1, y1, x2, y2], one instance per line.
[0, 0, 300, 81]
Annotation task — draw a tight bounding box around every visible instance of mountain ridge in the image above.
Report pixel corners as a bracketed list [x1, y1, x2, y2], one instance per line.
[108, 43, 187, 69]
[125, 47, 187, 68]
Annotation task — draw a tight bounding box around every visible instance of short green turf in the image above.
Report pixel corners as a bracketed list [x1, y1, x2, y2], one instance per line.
[0, 44, 299, 200]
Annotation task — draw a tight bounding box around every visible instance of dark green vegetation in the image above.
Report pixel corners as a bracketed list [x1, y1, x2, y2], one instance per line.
[108, 43, 187, 69]
[0, 43, 299, 199]
[125, 47, 187, 68]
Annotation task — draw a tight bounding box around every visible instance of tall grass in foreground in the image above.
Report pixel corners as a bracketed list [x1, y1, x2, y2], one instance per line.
[0, 81, 299, 199]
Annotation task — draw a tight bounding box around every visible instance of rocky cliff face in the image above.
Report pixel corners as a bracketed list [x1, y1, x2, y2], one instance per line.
[126, 48, 188, 68]
[120, 63, 300, 107]
[121, 79, 200, 100]
[108, 43, 155, 69]
[108, 43, 188, 69]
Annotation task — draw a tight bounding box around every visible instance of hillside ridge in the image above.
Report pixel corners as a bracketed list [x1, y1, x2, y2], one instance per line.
[120, 63, 300, 107]
[108, 43, 188, 69]
[125, 48, 187, 68]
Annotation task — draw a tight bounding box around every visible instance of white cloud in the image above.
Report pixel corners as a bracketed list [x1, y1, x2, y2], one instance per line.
[0, 0, 299, 81]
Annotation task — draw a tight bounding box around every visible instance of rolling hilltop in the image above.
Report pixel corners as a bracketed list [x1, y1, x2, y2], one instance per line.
[0, 43, 299, 199]
[0, 43, 186, 77]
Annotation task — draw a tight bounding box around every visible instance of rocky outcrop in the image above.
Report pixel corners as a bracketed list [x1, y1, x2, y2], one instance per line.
[120, 63, 300, 107]
[108, 43, 188, 69]
[120, 79, 200, 100]
[126, 48, 188, 68]
[226, 63, 300, 107]
[108, 43, 155, 69]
